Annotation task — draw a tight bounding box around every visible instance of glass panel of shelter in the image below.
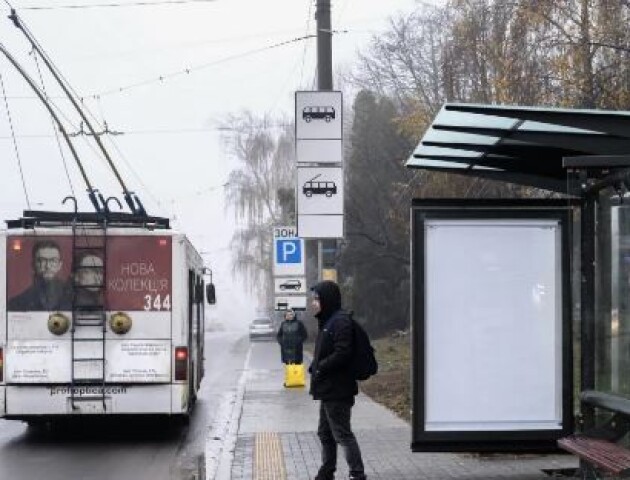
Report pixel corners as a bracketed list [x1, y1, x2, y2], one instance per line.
[595, 189, 630, 396]
[611, 202, 630, 395]
[565, 167, 630, 429]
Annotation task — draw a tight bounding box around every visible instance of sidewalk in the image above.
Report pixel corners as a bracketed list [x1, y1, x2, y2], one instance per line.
[229, 344, 578, 479]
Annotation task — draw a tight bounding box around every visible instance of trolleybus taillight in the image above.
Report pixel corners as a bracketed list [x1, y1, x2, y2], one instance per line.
[0, 348, 4, 382]
[175, 347, 188, 381]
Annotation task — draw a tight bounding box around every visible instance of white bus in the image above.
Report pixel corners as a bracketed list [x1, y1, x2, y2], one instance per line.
[0, 211, 215, 425]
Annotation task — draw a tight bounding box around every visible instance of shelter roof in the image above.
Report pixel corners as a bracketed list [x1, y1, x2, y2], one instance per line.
[406, 103, 630, 193]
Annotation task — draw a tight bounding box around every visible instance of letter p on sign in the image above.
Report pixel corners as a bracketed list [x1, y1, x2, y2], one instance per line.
[276, 239, 301, 264]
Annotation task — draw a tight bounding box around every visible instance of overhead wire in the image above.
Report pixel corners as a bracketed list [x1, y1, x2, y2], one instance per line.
[0, 38, 101, 200]
[1, 1, 226, 221]
[31, 49, 76, 198]
[166, 181, 228, 230]
[17, 52, 113, 178]
[271, 0, 315, 111]
[95, 34, 318, 97]
[25, 93, 159, 213]
[65, 99, 163, 213]
[39, 90, 104, 153]
[3, 29, 349, 102]
[265, 0, 317, 111]
[3, 11, 135, 209]
[17, 17, 111, 138]
[167, 182, 228, 202]
[14, 15, 134, 199]
[1, 94, 67, 99]
[5, 27, 313, 67]
[29, 29, 316, 211]
[75, 96, 164, 212]
[91, 87, 234, 218]
[0, 123, 293, 138]
[268, 47, 310, 113]
[104, 136, 168, 216]
[12, 18, 109, 149]
[19, 0, 218, 10]
[1, 2, 346, 216]
[43, 84, 159, 212]
[0, 71, 32, 209]
[299, 0, 314, 86]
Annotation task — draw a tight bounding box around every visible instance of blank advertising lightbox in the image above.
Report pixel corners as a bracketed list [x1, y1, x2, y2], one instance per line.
[411, 202, 572, 452]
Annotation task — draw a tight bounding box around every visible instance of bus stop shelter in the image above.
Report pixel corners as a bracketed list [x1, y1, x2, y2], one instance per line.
[407, 103, 630, 452]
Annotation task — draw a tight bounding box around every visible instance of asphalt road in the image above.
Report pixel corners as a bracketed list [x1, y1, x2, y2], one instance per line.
[0, 330, 251, 480]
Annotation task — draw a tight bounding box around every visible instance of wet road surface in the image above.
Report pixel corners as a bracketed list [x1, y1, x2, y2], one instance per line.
[0, 330, 250, 480]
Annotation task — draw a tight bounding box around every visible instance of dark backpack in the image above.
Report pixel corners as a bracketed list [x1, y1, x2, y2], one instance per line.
[326, 311, 377, 381]
[350, 314, 378, 381]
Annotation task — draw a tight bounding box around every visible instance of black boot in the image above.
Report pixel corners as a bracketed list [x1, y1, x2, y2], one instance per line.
[314, 469, 335, 480]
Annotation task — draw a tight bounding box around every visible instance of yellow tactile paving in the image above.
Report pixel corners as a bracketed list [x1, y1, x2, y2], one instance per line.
[254, 431, 287, 480]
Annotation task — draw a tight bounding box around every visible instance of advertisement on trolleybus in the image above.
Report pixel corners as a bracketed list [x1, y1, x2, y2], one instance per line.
[0, 224, 214, 422]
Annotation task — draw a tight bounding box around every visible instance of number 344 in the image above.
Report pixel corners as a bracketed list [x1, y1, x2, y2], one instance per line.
[143, 294, 171, 311]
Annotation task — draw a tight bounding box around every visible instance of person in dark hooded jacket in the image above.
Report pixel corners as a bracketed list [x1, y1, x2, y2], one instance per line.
[309, 280, 366, 480]
[276, 309, 308, 364]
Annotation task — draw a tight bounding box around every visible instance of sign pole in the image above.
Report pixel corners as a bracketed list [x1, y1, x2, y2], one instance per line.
[317, 239, 323, 282]
[316, 0, 334, 282]
[316, 0, 333, 92]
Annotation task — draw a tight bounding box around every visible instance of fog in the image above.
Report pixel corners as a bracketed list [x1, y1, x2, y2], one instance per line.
[0, 0, 419, 328]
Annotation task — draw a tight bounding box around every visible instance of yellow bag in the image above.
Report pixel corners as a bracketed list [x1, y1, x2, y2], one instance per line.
[284, 363, 306, 388]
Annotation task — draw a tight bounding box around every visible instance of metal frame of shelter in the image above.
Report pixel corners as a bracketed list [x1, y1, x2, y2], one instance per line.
[407, 103, 630, 452]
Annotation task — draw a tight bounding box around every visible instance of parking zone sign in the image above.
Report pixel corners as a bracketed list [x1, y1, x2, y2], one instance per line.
[273, 226, 305, 277]
[276, 239, 301, 264]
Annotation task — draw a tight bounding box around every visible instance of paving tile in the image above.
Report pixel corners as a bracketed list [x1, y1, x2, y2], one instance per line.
[231, 343, 578, 479]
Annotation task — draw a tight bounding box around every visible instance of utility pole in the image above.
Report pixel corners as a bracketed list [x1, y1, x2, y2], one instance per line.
[315, 0, 334, 282]
[316, 0, 333, 91]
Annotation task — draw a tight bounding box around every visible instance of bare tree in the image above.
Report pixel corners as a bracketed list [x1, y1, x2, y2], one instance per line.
[222, 112, 295, 305]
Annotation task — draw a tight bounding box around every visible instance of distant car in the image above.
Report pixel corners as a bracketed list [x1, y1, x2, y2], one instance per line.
[279, 279, 302, 291]
[249, 317, 275, 341]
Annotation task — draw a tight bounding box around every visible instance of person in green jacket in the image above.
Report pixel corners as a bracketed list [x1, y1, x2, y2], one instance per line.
[276, 309, 308, 364]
